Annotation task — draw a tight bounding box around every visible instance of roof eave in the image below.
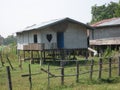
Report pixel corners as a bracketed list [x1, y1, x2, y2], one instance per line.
[93, 24, 120, 29]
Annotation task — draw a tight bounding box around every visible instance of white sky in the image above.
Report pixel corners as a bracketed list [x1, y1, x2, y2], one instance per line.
[0, 0, 119, 38]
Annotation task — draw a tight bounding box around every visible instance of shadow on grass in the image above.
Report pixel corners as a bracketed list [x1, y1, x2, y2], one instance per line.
[42, 59, 91, 67]
[79, 77, 120, 85]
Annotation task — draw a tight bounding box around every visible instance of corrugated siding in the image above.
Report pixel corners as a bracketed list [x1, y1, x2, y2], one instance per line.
[90, 26, 120, 40]
[17, 30, 42, 50]
[64, 23, 87, 49]
[40, 28, 57, 49]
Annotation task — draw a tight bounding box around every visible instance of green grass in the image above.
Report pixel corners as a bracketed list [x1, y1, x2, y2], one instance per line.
[1, 46, 120, 90]
[1, 58, 120, 90]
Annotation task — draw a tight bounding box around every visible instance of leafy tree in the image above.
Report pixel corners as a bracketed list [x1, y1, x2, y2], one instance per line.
[3, 35, 17, 45]
[91, 1, 120, 23]
[0, 35, 4, 45]
[115, 2, 120, 17]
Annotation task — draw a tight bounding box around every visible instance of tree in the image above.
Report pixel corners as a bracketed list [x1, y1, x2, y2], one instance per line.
[3, 35, 17, 45]
[115, 2, 120, 17]
[0, 35, 4, 45]
[91, 1, 120, 23]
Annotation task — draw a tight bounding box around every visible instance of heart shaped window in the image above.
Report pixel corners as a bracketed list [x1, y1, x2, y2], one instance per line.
[46, 34, 52, 42]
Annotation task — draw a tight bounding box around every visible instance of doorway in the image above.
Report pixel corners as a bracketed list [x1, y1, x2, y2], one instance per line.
[57, 32, 64, 48]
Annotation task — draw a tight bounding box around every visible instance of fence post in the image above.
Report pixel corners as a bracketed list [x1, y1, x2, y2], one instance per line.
[6, 66, 12, 90]
[90, 60, 94, 80]
[118, 57, 120, 76]
[108, 58, 112, 78]
[6, 55, 14, 70]
[0, 54, 4, 66]
[61, 61, 64, 85]
[19, 55, 22, 70]
[28, 64, 32, 90]
[76, 61, 79, 82]
[40, 51, 43, 66]
[48, 64, 50, 87]
[98, 58, 102, 79]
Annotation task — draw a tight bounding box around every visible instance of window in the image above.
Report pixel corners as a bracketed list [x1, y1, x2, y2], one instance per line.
[34, 34, 37, 43]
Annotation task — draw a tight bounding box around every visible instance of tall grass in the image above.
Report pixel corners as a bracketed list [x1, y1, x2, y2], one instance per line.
[0, 45, 120, 90]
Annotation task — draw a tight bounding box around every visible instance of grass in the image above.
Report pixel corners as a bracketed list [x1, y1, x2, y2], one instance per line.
[1, 59, 120, 90]
[1, 46, 120, 90]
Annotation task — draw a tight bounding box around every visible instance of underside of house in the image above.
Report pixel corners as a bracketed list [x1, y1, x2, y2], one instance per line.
[90, 36, 120, 56]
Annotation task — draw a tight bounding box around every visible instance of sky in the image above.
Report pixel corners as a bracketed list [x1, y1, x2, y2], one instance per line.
[0, 0, 119, 38]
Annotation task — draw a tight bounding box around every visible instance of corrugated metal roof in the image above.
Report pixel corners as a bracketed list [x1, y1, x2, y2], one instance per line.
[91, 17, 120, 27]
[17, 17, 94, 33]
[25, 18, 65, 30]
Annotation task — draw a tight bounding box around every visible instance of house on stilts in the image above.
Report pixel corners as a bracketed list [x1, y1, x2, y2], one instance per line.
[90, 17, 120, 56]
[16, 17, 94, 63]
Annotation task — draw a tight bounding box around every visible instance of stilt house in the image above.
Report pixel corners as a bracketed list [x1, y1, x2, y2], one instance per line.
[90, 17, 120, 53]
[16, 17, 93, 61]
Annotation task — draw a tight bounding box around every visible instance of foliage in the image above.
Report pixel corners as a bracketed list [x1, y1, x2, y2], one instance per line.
[102, 47, 112, 58]
[115, 3, 120, 17]
[1, 56, 120, 90]
[0, 35, 4, 45]
[3, 35, 17, 45]
[91, 1, 120, 23]
[1, 45, 120, 90]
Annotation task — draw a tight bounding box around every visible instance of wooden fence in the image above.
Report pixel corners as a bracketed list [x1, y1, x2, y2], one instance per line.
[41, 57, 120, 86]
[21, 57, 120, 89]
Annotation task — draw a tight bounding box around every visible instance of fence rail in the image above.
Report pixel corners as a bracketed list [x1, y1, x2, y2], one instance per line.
[40, 57, 120, 86]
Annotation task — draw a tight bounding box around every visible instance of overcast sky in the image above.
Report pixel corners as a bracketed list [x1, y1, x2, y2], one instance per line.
[0, 0, 119, 38]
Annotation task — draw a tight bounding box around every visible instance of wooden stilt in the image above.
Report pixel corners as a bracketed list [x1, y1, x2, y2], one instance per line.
[85, 49, 88, 59]
[43, 50, 46, 62]
[73, 50, 76, 60]
[40, 51, 43, 66]
[31, 51, 34, 64]
[17, 50, 20, 61]
[19, 55, 22, 70]
[37, 51, 40, 63]
[23, 50, 25, 61]
[52, 50, 55, 61]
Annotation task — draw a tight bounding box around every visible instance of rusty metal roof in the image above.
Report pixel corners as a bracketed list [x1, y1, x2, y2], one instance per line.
[17, 17, 94, 33]
[91, 17, 120, 27]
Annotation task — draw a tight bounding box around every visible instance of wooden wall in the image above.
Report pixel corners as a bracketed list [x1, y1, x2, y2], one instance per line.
[17, 22, 88, 50]
[90, 26, 120, 40]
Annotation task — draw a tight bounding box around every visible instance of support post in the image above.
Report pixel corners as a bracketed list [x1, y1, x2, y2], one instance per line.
[30, 51, 33, 64]
[76, 61, 79, 82]
[90, 59, 94, 80]
[23, 50, 25, 61]
[0, 54, 4, 66]
[40, 51, 43, 66]
[29, 64, 32, 90]
[37, 51, 40, 63]
[73, 50, 76, 60]
[6, 66, 12, 90]
[48, 64, 50, 87]
[98, 58, 102, 79]
[43, 50, 46, 62]
[6, 55, 14, 70]
[109, 58, 112, 78]
[19, 55, 22, 70]
[52, 50, 55, 61]
[85, 49, 88, 59]
[61, 61, 64, 85]
[118, 57, 120, 76]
